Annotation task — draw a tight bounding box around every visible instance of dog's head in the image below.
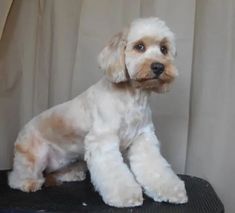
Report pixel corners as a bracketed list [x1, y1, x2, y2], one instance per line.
[98, 17, 177, 93]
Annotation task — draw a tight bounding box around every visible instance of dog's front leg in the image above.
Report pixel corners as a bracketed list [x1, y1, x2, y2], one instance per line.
[84, 133, 143, 207]
[128, 131, 188, 204]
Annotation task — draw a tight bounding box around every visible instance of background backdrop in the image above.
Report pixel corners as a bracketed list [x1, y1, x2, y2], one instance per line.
[0, 0, 234, 212]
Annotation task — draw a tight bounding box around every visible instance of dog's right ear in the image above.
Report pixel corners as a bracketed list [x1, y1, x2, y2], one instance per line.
[98, 28, 129, 83]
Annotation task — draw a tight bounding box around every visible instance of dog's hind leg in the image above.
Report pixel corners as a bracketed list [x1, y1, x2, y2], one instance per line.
[44, 161, 87, 187]
[8, 130, 49, 192]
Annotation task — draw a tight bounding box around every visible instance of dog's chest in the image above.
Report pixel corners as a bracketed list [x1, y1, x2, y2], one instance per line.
[119, 104, 149, 149]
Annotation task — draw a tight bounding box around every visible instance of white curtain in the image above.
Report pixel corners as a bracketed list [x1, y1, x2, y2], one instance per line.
[186, 1, 235, 212]
[0, 0, 234, 212]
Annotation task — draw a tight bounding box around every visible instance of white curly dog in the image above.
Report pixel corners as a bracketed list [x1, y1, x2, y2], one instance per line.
[8, 17, 188, 207]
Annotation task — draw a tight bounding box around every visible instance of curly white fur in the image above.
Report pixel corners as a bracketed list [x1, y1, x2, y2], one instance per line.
[8, 17, 187, 207]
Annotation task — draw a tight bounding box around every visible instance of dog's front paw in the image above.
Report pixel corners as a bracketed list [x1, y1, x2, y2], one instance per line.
[146, 178, 188, 204]
[102, 183, 143, 207]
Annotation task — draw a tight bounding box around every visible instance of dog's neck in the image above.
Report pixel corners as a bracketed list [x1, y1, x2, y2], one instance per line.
[111, 79, 151, 97]
[102, 79, 150, 109]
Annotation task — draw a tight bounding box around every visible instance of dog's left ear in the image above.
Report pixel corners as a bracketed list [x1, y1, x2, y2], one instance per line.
[98, 28, 129, 83]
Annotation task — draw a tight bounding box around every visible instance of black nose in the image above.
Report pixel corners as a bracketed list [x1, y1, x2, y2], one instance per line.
[151, 62, 165, 76]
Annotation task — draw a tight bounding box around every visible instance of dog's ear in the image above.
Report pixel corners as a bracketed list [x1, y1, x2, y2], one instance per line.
[98, 28, 129, 83]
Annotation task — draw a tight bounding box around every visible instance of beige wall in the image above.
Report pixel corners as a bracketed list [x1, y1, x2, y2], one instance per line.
[0, 0, 234, 212]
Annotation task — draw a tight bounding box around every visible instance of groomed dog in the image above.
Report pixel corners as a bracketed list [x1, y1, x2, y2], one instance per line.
[8, 17, 188, 207]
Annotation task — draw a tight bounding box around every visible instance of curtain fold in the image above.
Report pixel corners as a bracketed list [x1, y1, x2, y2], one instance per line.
[0, 0, 195, 173]
[0, 0, 39, 169]
[186, 1, 235, 212]
[0, 0, 13, 40]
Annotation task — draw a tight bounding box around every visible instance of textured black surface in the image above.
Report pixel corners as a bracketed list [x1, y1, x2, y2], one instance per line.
[0, 171, 224, 213]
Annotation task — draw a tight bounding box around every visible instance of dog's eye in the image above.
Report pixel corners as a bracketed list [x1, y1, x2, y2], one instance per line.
[134, 42, 146, 52]
[160, 45, 168, 55]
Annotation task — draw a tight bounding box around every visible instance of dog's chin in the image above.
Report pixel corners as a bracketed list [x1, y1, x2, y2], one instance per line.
[131, 78, 170, 93]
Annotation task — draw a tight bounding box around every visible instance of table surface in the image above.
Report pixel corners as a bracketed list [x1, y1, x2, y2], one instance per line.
[0, 171, 224, 213]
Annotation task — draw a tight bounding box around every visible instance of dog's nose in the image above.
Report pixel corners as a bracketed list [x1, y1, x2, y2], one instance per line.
[151, 62, 165, 76]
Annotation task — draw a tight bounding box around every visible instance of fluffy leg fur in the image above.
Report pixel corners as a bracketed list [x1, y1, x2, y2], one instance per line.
[85, 133, 143, 207]
[128, 131, 188, 204]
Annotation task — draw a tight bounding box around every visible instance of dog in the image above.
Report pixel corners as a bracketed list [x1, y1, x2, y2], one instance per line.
[8, 17, 188, 207]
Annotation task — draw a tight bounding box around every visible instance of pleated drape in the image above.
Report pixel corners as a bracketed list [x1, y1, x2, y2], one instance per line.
[0, 0, 194, 173]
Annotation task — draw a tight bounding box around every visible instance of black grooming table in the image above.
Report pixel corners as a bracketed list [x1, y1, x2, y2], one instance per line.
[0, 171, 224, 213]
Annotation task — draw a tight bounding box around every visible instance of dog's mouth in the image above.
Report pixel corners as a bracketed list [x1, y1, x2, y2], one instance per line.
[131, 72, 174, 91]
[135, 76, 162, 83]
[135, 71, 176, 85]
